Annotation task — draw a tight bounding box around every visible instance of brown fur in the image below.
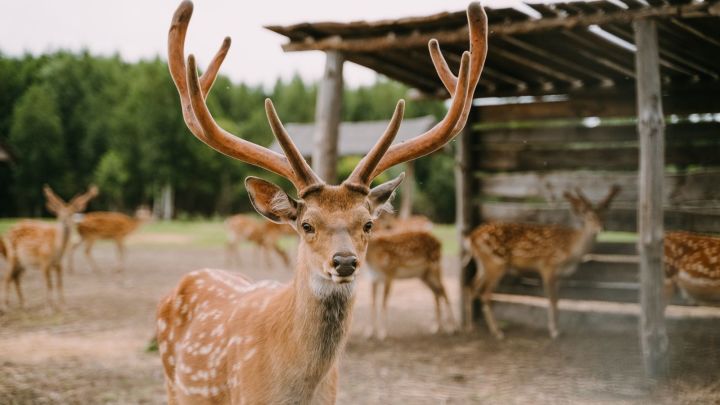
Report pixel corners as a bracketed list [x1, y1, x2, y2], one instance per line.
[665, 231, 720, 304]
[224, 214, 295, 269]
[375, 212, 433, 232]
[2, 185, 97, 309]
[465, 186, 620, 339]
[364, 229, 456, 339]
[158, 185, 395, 404]
[68, 211, 143, 273]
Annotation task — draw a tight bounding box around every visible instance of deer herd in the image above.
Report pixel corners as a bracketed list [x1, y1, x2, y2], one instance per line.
[0, 1, 718, 403]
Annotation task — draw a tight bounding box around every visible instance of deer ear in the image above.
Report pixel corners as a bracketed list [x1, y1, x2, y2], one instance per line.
[43, 185, 66, 215]
[69, 185, 99, 212]
[245, 177, 299, 224]
[368, 172, 405, 217]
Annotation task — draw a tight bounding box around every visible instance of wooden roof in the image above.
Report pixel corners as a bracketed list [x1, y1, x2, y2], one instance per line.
[269, 116, 436, 157]
[267, 0, 720, 99]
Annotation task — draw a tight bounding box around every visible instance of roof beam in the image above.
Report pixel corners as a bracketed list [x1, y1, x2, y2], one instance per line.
[276, 1, 720, 52]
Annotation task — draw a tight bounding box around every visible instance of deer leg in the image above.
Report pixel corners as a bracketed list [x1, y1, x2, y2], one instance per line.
[541, 270, 560, 339]
[421, 271, 445, 334]
[67, 239, 82, 274]
[42, 264, 55, 309]
[53, 263, 64, 306]
[115, 239, 125, 272]
[366, 280, 380, 339]
[84, 238, 100, 273]
[12, 273, 24, 309]
[479, 263, 506, 340]
[379, 278, 394, 340]
[3, 262, 18, 308]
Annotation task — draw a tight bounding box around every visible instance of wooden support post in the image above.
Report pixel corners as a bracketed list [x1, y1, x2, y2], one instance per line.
[456, 109, 479, 327]
[399, 161, 415, 219]
[312, 51, 344, 184]
[634, 18, 669, 379]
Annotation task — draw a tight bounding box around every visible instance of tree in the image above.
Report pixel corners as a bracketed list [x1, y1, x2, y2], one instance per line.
[8, 83, 67, 215]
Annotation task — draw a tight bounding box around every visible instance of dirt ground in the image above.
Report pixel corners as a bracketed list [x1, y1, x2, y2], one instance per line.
[1, 241, 719, 404]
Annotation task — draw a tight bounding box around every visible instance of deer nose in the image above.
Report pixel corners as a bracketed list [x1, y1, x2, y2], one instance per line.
[332, 253, 358, 277]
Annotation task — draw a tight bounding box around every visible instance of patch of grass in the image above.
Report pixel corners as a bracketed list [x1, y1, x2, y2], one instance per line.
[597, 231, 638, 243]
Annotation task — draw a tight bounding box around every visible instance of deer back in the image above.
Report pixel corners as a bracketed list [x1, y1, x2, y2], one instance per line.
[665, 231, 720, 303]
[77, 212, 139, 239]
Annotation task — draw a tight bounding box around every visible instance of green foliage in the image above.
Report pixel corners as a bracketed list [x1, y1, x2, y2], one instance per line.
[94, 150, 129, 209]
[0, 52, 453, 222]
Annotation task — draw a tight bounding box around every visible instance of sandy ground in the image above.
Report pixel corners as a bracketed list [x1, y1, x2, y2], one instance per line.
[1, 243, 719, 404]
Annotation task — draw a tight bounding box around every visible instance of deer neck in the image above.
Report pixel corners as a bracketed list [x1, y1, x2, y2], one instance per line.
[53, 219, 72, 263]
[281, 246, 355, 386]
[569, 220, 600, 262]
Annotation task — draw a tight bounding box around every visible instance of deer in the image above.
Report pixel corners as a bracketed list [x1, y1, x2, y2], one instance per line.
[66, 206, 151, 274]
[1, 185, 98, 310]
[224, 214, 294, 269]
[375, 211, 433, 232]
[664, 230, 720, 305]
[465, 185, 621, 340]
[365, 228, 456, 340]
[155, 1, 486, 403]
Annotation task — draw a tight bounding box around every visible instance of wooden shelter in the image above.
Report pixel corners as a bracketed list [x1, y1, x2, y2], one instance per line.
[269, 116, 437, 217]
[267, 0, 720, 377]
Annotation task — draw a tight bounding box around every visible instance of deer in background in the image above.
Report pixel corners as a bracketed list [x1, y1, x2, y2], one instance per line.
[465, 185, 621, 339]
[67, 206, 151, 273]
[365, 228, 456, 339]
[156, 1, 486, 402]
[224, 214, 294, 269]
[665, 230, 720, 305]
[375, 210, 433, 232]
[2, 185, 98, 309]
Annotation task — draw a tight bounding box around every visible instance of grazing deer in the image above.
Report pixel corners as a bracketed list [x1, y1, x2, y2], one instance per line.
[224, 214, 294, 269]
[465, 185, 621, 339]
[665, 230, 720, 305]
[2, 185, 98, 309]
[156, 1, 486, 403]
[365, 229, 456, 340]
[67, 207, 151, 273]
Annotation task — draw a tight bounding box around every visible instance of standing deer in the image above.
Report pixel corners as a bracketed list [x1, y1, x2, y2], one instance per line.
[224, 214, 294, 269]
[156, 1, 486, 403]
[2, 185, 98, 309]
[365, 228, 456, 340]
[67, 207, 151, 273]
[465, 185, 621, 339]
[665, 230, 720, 305]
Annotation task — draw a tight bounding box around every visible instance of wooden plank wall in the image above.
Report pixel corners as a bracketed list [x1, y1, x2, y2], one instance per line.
[469, 104, 720, 303]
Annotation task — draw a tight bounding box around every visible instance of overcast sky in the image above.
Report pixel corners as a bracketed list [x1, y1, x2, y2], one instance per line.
[0, 0, 524, 88]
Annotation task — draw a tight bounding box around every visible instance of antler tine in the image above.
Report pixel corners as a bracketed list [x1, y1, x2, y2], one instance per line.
[169, 1, 314, 190]
[264, 99, 324, 193]
[344, 100, 405, 189]
[370, 51, 472, 179]
[598, 184, 622, 210]
[186, 55, 297, 182]
[368, 2, 487, 180]
[573, 187, 592, 206]
[429, 2, 487, 135]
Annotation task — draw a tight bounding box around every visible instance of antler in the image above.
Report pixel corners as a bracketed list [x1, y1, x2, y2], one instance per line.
[168, 1, 322, 193]
[353, 2, 488, 182]
[598, 184, 622, 211]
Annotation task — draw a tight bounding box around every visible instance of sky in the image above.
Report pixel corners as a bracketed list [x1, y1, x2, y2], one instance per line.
[0, 0, 524, 88]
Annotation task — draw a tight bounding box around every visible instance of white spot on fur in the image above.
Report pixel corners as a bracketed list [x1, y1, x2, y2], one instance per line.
[157, 319, 167, 332]
[243, 347, 257, 361]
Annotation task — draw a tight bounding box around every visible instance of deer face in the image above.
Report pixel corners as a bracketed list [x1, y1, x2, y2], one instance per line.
[43, 185, 98, 225]
[246, 175, 403, 289]
[563, 185, 621, 234]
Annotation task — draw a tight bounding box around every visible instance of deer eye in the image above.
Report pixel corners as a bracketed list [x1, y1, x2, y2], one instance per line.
[363, 221, 373, 233]
[301, 222, 315, 234]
